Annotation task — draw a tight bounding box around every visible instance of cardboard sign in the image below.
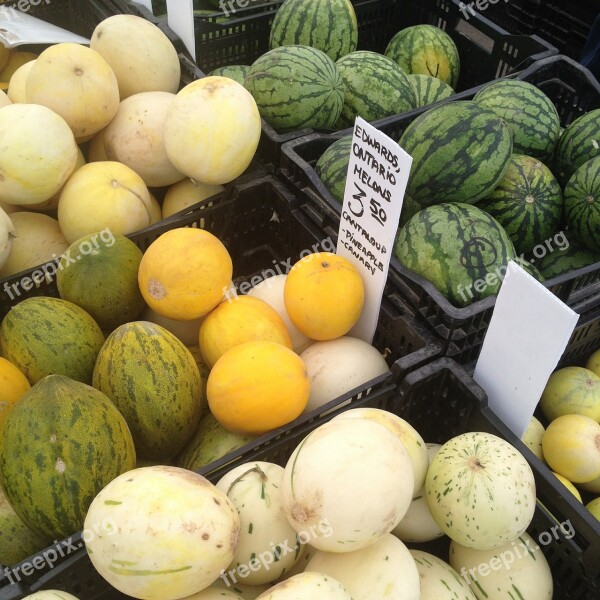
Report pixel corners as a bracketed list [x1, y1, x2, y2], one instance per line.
[474, 260, 579, 439]
[336, 117, 413, 343]
[166, 0, 195, 60]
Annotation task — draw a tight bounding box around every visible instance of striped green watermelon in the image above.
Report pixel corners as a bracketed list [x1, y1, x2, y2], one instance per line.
[514, 256, 545, 282]
[554, 108, 600, 187]
[400, 195, 423, 228]
[0, 374, 136, 539]
[473, 80, 560, 162]
[208, 65, 251, 85]
[269, 0, 358, 62]
[399, 101, 513, 206]
[0, 297, 105, 385]
[537, 236, 600, 279]
[335, 51, 416, 127]
[244, 45, 345, 131]
[394, 203, 516, 307]
[315, 135, 353, 202]
[476, 154, 563, 255]
[385, 25, 460, 88]
[564, 156, 600, 252]
[92, 321, 203, 461]
[408, 74, 454, 108]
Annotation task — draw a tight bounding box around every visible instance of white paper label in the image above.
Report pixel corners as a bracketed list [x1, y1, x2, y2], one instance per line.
[166, 0, 195, 60]
[474, 260, 579, 439]
[336, 117, 413, 343]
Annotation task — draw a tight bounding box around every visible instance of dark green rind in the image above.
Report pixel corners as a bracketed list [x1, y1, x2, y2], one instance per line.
[394, 203, 516, 307]
[315, 135, 353, 203]
[0, 375, 136, 540]
[564, 156, 600, 252]
[334, 51, 416, 127]
[399, 101, 513, 206]
[513, 257, 545, 282]
[473, 80, 560, 162]
[92, 321, 203, 461]
[385, 24, 460, 88]
[269, 0, 358, 62]
[0, 297, 105, 385]
[399, 195, 422, 228]
[208, 65, 251, 86]
[537, 236, 600, 279]
[554, 108, 600, 187]
[476, 154, 563, 255]
[408, 74, 454, 108]
[244, 45, 345, 131]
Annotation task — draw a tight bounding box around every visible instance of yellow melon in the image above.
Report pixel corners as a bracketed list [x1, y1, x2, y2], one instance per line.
[58, 161, 153, 243]
[587, 349, 600, 377]
[90, 15, 180, 99]
[7, 59, 34, 103]
[87, 130, 109, 162]
[0, 357, 30, 430]
[0, 51, 37, 81]
[26, 43, 119, 140]
[552, 472, 582, 502]
[148, 191, 162, 225]
[162, 179, 225, 218]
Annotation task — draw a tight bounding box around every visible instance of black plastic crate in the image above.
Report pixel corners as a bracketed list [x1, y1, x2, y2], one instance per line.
[280, 54, 600, 363]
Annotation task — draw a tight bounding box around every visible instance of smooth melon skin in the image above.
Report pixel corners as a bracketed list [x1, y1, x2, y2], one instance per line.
[208, 579, 269, 599]
[6, 59, 34, 103]
[410, 550, 476, 600]
[184, 590, 244, 600]
[255, 572, 352, 600]
[587, 348, 600, 377]
[0, 374, 136, 540]
[21, 592, 81, 600]
[520, 415, 546, 462]
[162, 179, 225, 218]
[587, 497, 600, 521]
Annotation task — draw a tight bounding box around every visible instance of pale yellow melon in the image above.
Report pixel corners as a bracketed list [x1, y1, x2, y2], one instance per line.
[0, 198, 18, 214]
[148, 191, 162, 225]
[0, 89, 10, 108]
[90, 14, 180, 99]
[0, 103, 78, 206]
[58, 160, 153, 243]
[26, 43, 119, 140]
[103, 91, 184, 187]
[0, 45, 10, 72]
[0, 212, 69, 277]
[164, 77, 261, 185]
[0, 51, 37, 81]
[0, 207, 15, 270]
[88, 130, 109, 162]
[7, 59, 34, 103]
[163, 179, 225, 218]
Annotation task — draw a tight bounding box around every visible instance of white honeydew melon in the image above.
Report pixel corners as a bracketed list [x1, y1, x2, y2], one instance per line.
[587, 497, 600, 520]
[209, 578, 270, 599]
[142, 305, 204, 346]
[84, 466, 240, 600]
[247, 275, 312, 353]
[163, 179, 225, 218]
[332, 408, 427, 494]
[300, 340, 389, 413]
[0, 207, 15, 270]
[216, 462, 303, 585]
[0, 212, 69, 277]
[148, 191, 162, 225]
[26, 43, 120, 140]
[449, 532, 553, 600]
[90, 15, 180, 99]
[521, 415, 546, 462]
[164, 77, 261, 185]
[282, 418, 414, 553]
[305, 533, 419, 600]
[255, 572, 351, 599]
[552, 472, 582, 502]
[425, 432, 536, 550]
[182, 589, 244, 600]
[21, 592, 80, 600]
[0, 104, 78, 206]
[58, 161, 153, 243]
[0, 88, 12, 107]
[103, 91, 185, 187]
[88, 130, 109, 162]
[7, 59, 34, 103]
[410, 550, 476, 600]
[393, 443, 444, 543]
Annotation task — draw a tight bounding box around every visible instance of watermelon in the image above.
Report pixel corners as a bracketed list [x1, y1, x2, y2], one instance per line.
[476, 154, 563, 255]
[244, 45, 345, 131]
[537, 237, 600, 279]
[399, 196, 423, 228]
[269, 0, 358, 62]
[92, 321, 203, 461]
[473, 80, 560, 162]
[554, 108, 600, 187]
[394, 203, 516, 307]
[315, 135, 353, 203]
[0, 297, 105, 385]
[207, 65, 250, 85]
[564, 156, 600, 252]
[0, 374, 136, 539]
[513, 257, 545, 282]
[334, 51, 416, 127]
[385, 25, 460, 88]
[407, 74, 454, 108]
[399, 101, 513, 206]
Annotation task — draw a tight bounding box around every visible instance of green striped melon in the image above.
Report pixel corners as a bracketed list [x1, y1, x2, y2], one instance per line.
[394, 203, 516, 307]
[0, 297, 105, 385]
[564, 156, 600, 252]
[316, 135, 353, 203]
[399, 101, 513, 206]
[473, 80, 560, 162]
[407, 74, 454, 108]
[554, 108, 600, 187]
[0, 374, 136, 539]
[335, 51, 416, 127]
[269, 0, 358, 62]
[400, 195, 422, 227]
[208, 65, 250, 86]
[385, 24, 460, 88]
[537, 236, 600, 279]
[476, 154, 563, 255]
[244, 45, 345, 131]
[92, 321, 203, 461]
[513, 257, 544, 282]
